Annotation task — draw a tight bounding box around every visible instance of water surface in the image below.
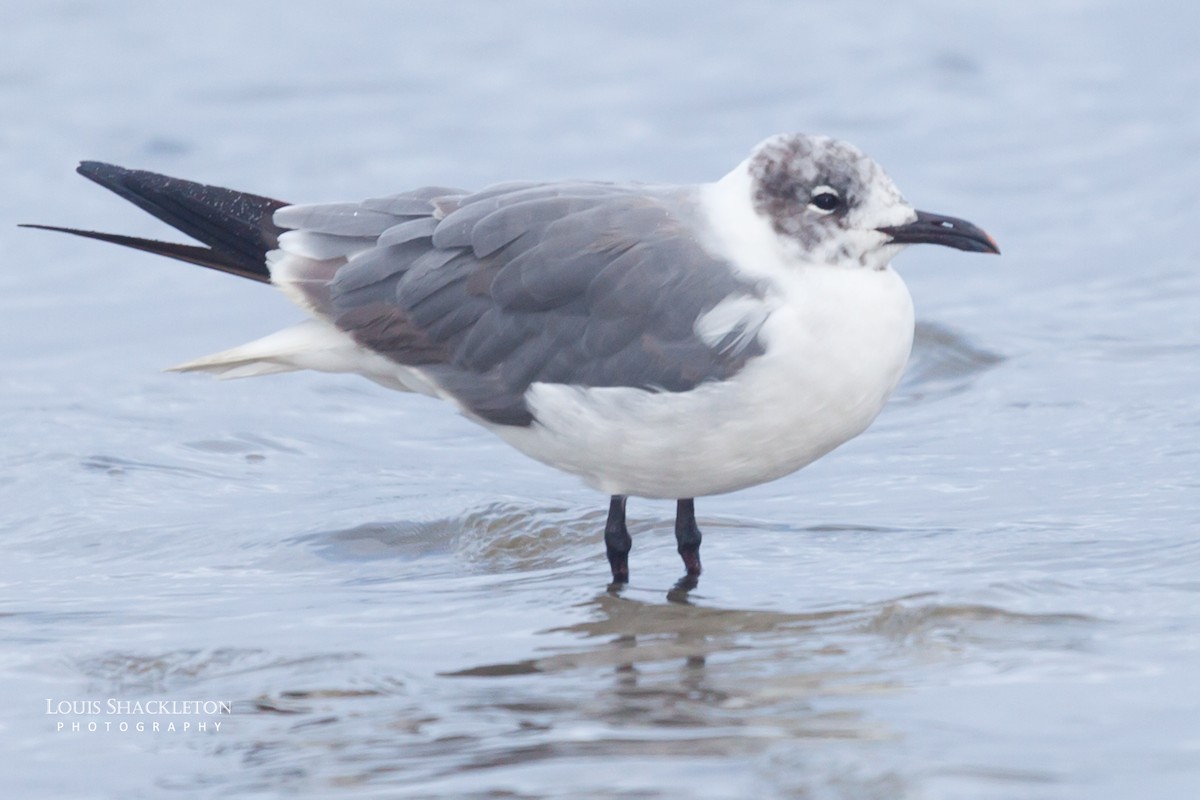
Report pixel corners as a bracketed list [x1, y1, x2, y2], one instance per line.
[2, 2, 1199, 797]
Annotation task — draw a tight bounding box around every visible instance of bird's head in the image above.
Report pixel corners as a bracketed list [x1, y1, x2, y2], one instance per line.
[745, 133, 999, 270]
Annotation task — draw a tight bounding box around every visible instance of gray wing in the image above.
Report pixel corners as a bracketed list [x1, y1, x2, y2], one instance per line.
[273, 182, 766, 426]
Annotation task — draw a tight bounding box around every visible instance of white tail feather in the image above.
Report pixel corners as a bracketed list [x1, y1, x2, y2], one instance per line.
[167, 320, 347, 378]
[165, 319, 424, 389]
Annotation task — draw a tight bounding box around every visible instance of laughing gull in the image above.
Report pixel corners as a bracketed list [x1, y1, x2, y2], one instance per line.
[24, 133, 998, 584]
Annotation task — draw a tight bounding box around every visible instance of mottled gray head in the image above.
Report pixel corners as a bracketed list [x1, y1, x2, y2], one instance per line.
[747, 133, 998, 269]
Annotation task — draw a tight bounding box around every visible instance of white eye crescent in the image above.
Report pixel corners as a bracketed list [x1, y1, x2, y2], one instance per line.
[808, 185, 841, 213]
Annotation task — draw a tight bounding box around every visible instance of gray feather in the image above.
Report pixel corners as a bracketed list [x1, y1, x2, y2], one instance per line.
[376, 216, 439, 248]
[273, 203, 402, 236]
[278, 182, 766, 426]
[279, 231, 377, 261]
[360, 187, 464, 216]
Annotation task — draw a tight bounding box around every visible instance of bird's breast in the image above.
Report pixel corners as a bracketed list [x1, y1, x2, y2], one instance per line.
[495, 266, 914, 499]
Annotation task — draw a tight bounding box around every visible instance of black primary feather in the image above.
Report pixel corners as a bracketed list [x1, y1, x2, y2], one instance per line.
[20, 161, 287, 283]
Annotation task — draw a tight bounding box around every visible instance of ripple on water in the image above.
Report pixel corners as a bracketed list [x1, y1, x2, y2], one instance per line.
[74, 648, 376, 697]
[295, 501, 611, 575]
[894, 320, 1005, 406]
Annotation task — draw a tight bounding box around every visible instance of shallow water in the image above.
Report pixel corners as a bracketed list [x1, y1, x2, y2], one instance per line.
[3, 1, 1199, 797]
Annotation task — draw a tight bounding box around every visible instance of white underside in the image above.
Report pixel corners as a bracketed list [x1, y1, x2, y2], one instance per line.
[497, 266, 913, 497]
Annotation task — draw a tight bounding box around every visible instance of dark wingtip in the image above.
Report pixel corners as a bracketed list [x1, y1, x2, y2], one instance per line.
[53, 160, 287, 282]
[76, 160, 129, 184]
[18, 222, 274, 283]
[18, 223, 95, 236]
[22, 161, 287, 284]
[75, 162, 165, 203]
[77, 160, 113, 174]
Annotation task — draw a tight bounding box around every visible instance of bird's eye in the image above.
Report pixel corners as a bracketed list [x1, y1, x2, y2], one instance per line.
[808, 186, 841, 213]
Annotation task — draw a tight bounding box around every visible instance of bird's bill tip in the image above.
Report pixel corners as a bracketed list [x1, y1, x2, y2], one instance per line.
[878, 210, 1000, 255]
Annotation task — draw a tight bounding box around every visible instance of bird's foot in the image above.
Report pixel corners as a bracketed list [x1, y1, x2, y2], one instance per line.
[607, 552, 630, 585]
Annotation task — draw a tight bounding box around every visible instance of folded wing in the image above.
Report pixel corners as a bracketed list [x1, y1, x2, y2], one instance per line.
[272, 183, 767, 426]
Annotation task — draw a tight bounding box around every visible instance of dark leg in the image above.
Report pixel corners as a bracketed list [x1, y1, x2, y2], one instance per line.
[675, 498, 702, 578]
[605, 495, 632, 583]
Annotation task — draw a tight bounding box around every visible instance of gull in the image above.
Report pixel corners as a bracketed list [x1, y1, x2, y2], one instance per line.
[23, 133, 998, 585]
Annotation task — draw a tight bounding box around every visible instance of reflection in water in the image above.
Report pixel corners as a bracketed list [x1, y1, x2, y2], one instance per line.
[423, 590, 1098, 795]
[180, 589, 1092, 796]
[447, 590, 1095, 685]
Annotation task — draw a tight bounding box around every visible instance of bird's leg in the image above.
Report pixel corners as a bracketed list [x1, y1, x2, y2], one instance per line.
[675, 498, 702, 578]
[605, 495, 632, 584]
